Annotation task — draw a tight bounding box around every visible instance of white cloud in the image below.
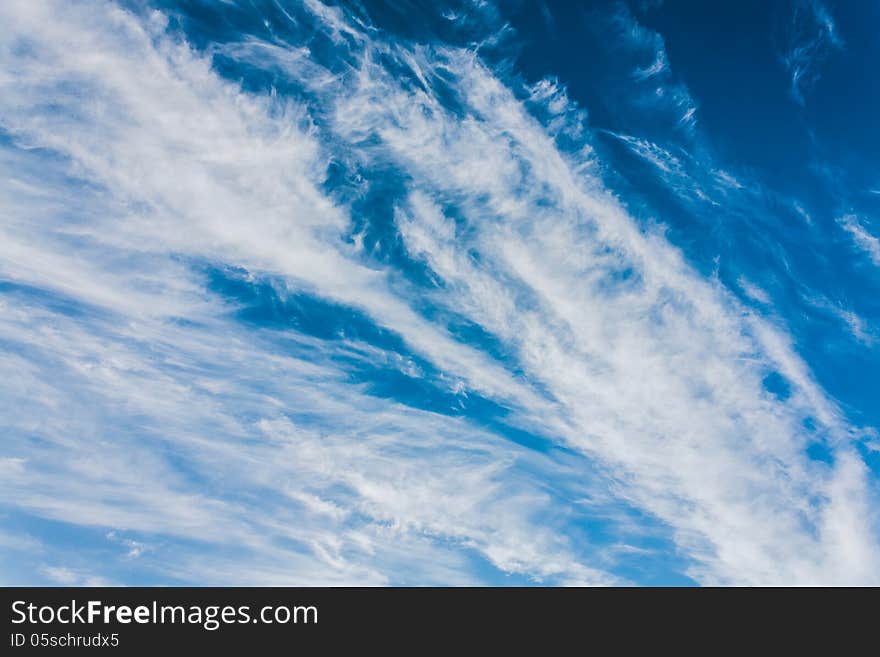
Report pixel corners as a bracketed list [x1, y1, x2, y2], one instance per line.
[611, 4, 698, 133]
[738, 277, 771, 305]
[0, 0, 876, 586]
[605, 131, 685, 175]
[40, 566, 112, 587]
[838, 214, 880, 266]
[780, 0, 844, 105]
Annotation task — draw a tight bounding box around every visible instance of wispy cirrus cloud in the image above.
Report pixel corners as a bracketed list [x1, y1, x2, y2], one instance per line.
[0, 0, 877, 586]
[779, 0, 843, 105]
[838, 214, 880, 266]
[611, 4, 698, 133]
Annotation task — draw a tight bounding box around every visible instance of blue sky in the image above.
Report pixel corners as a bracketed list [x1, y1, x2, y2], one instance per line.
[0, 0, 878, 585]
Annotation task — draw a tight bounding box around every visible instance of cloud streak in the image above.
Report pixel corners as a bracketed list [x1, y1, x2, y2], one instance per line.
[779, 0, 843, 105]
[838, 214, 880, 267]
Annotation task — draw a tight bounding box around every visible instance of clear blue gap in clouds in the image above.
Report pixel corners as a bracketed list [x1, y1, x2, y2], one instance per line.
[0, 0, 878, 586]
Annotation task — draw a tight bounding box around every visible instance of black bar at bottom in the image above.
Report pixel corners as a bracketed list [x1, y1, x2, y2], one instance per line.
[1, 587, 874, 652]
